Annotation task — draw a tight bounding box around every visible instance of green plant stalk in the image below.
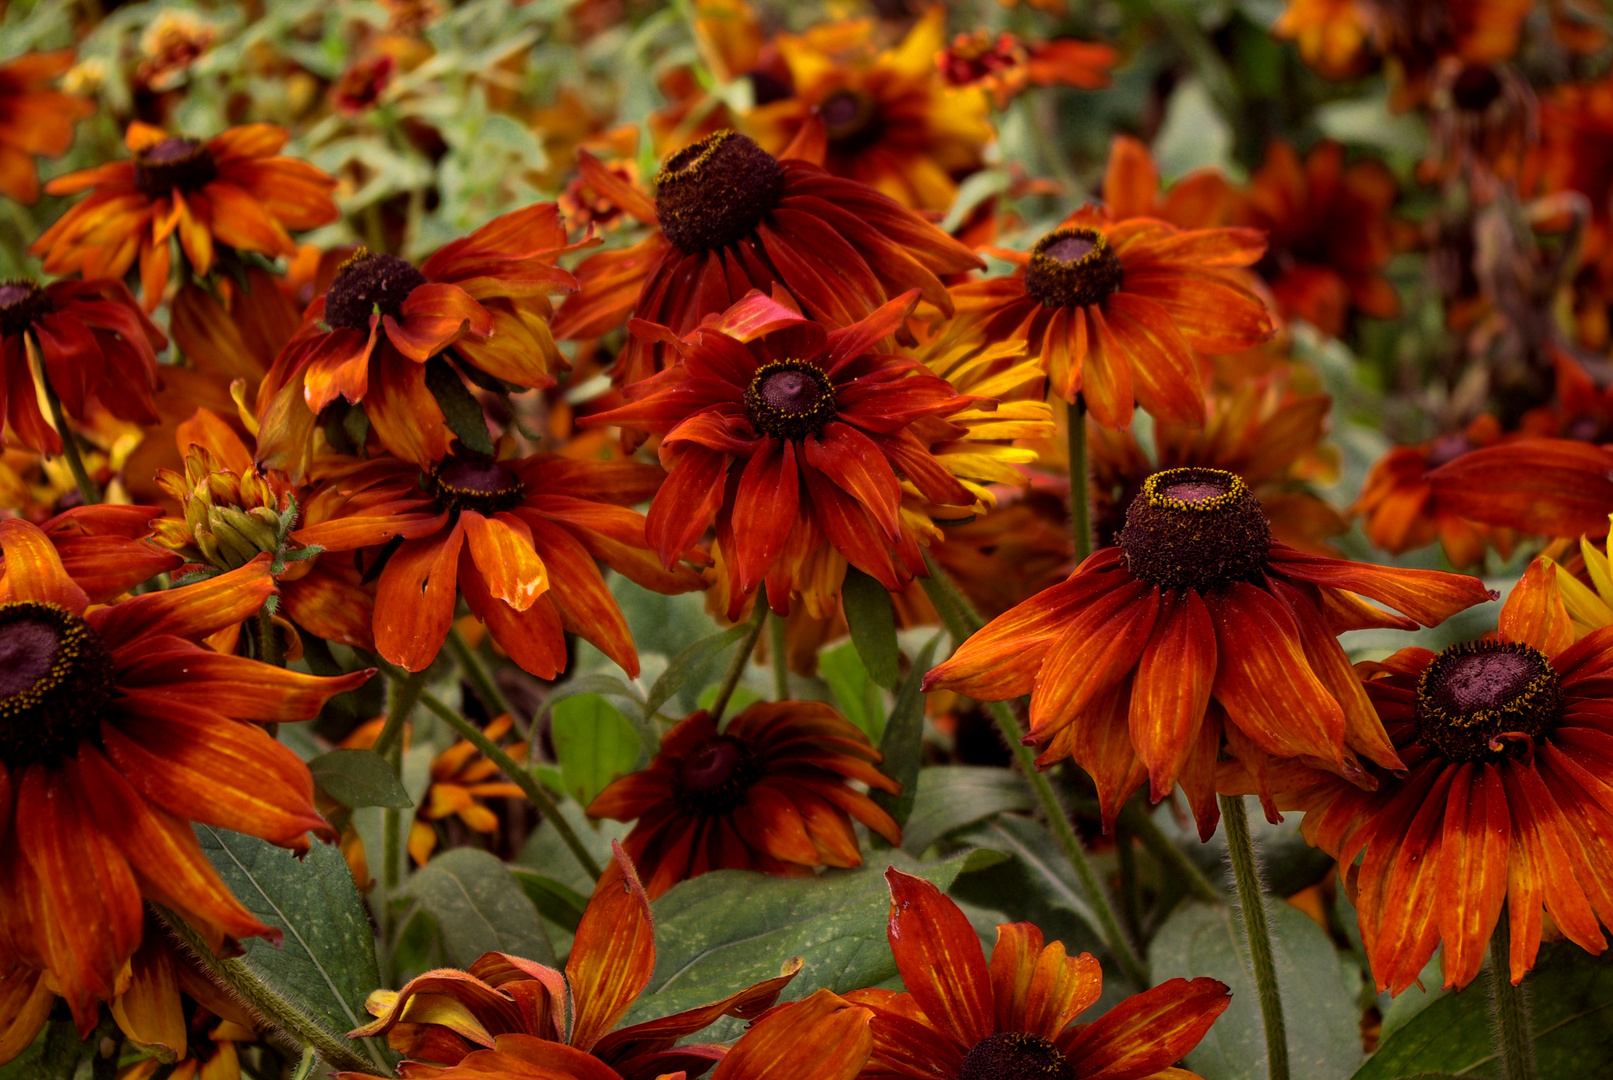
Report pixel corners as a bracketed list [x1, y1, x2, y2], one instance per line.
[446, 626, 527, 738]
[1219, 794, 1290, 1080]
[373, 667, 427, 764]
[1118, 799, 1223, 905]
[153, 905, 384, 1074]
[1487, 919, 1539, 1080]
[291, 1047, 318, 1080]
[920, 552, 1148, 989]
[769, 610, 789, 701]
[257, 606, 284, 668]
[41, 376, 100, 506]
[711, 601, 768, 721]
[1066, 397, 1092, 561]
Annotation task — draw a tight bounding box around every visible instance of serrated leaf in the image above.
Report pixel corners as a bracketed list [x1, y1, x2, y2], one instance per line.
[406, 848, 555, 967]
[644, 622, 754, 720]
[551, 693, 642, 807]
[872, 633, 941, 830]
[901, 766, 1035, 854]
[309, 749, 413, 809]
[843, 566, 899, 689]
[424, 357, 494, 455]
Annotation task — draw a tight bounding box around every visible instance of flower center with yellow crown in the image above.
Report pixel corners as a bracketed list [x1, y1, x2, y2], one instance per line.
[134, 136, 219, 196]
[1118, 467, 1273, 591]
[325, 249, 429, 332]
[819, 89, 881, 151]
[427, 451, 526, 516]
[0, 601, 115, 770]
[1415, 641, 1562, 763]
[0, 280, 52, 337]
[1024, 226, 1125, 310]
[672, 735, 762, 816]
[744, 360, 837, 440]
[959, 1033, 1074, 1080]
[654, 130, 787, 256]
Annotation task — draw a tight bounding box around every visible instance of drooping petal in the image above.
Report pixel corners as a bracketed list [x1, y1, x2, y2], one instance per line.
[709, 989, 872, 1080]
[462, 511, 549, 613]
[1434, 763, 1511, 990]
[1127, 589, 1216, 800]
[374, 524, 465, 672]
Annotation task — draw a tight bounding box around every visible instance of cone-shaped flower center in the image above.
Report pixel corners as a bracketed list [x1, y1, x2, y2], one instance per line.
[1024, 226, 1124, 310]
[428, 451, 526, 516]
[745, 360, 837, 440]
[0, 601, 115, 769]
[820, 89, 880, 149]
[655, 130, 787, 255]
[1415, 641, 1562, 762]
[1118, 467, 1273, 591]
[673, 735, 762, 816]
[0, 279, 52, 337]
[959, 1033, 1074, 1080]
[325, 249, 429, 332]
[134, 136, 219, 196]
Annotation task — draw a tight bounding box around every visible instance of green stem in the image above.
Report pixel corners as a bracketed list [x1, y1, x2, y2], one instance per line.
[1219, 794, 1289, 1080]
[1067, 396, 1092, 561]
[42, 376, 100, 506]
[373, 667, 427, 764]
[446, 627, 527, 738]
[1115, 815, 1143, 943]
[769, 610, 789, 700]
[1487, 918, 1539, 1080]
[711, 601, 768, 722]
[1119, 799, 1223, 905]
[291, 1047, 318, 1080]
[920, 552, 1148, 989]
[257, 606, 284, 668]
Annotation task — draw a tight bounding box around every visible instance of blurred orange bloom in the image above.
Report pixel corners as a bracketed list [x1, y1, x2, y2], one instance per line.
[0, 50, 94, 204]
[936, 30, 1116, 109]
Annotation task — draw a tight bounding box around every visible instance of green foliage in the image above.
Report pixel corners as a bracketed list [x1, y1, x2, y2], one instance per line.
[406, 847, 556, 967]
[309, 749, 414, 809]
[871, 633, 942, 829]
[644, 622, 756, 720]
[843, 566, 900, 690]
[820, 640, 886, 741]
[551, 693, 642, 806]
[901, 765, 1036, 854]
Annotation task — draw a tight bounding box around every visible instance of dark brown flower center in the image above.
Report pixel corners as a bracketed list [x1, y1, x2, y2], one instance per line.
[744, 360, 837, 440]
[1415, 641, 1562, 763]
[1118, 467, 1272, 591]
[655, 130, 787, 256]
[959, 1033, 1073, 1080]
[0, 601, 115, 770]
[820, 89, 880, 150]
[672, 735, 762, 816]
[325, 249, 429, 332]
[1024, 226, 1124, 310]
[427, 451, 526, 516]
[134, 136, 219, 196]
[0, 279, 52, 338]
[1452, 64, 1504, 112]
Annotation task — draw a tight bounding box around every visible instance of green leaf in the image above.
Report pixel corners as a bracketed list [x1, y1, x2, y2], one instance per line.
[551, 693, 642, 807]
[644, 623, 754, 720]
[424, 357, 495, 455]
[843, 566, 900, 689]
[309, 749, 414, 809]
[509, 867, 589, 933]
[406, 848, 555, 967]
[1352, 943, 1613, 1080]
[953, 815, 1102, 946]
[901, 765, 1035, 854]
[872, 633, 941, 830]
[1149, 900, 1366, 1080]
[195, 826, 388, 1069]
[820, 640, 885, 741]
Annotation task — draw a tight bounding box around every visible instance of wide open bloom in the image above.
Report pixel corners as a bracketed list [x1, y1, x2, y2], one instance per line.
[949, 208, 1275, 428]
[588, 701, 900, 898]
[848, 869, 1231, 1080]
[1219, 560, 1613, 993]
[32, 122, 339, 310]
[294, 447, 701, 677]
[0, 276, 166, 454]
[0, 518, 371, 1032]
[549, 130, 982, 386]
[582, 291, 977, 619]
[0, 51, 95, 204]
[925, 466, 1495, 835]
[257, 203, 585, 469]
[342, 844, 802, 1077]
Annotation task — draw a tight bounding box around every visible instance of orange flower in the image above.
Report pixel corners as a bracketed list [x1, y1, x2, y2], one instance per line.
[549, 129, 982, 387]
[936, 30, 1116, 109]
[293, 447, 701, 677]
[1426, 437, 1613, 539]
[1, 504, 182, 600]
[846, 869, 1231, 1080]
[949, 209, 1274, 427]
[257, 203, 585, 469]
[0, 277, 166, 454]
[0, 518, 371, 1033]
[588, 701, 900, 898]
[0, 51, 94, 204]
[341, 844, 802, 1077]
[1272, 0, 1378, 79]
[1238, 140, 1401, 337]
[1219, 560, 1613, 992]
[33, 123, 339, 310]
[583, 292, 978, 618]
[925, 466, 1495, 834]
[1099, 134, 1240, 230]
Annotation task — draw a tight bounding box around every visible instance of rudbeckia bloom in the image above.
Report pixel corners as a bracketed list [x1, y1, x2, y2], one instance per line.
[549, 130, 982, 386]
[1426, 437, 1613, 540]
[582, 291, 978, 618]
[257, 203, 584, 469]
[32, 122, 339, 310]
[293, 447, 701, 677]
[937, 30, 1117, 110]
[0, 518, 371, 1032]
[0, 276, 166, 454]
[949, 208, 1275, 428]
[588, 700, 900, 898]
[847, 869, 1231, 1080]
[341, 844, 803, 1077]
[925, 465, 1495, 834]
[0, 51, 95, 204]
[1219, 560, 1613, 992]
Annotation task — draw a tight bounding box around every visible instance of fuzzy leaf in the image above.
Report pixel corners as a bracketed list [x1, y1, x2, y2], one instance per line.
[309, 749, 413, 809]
[406, 848, 555, 967]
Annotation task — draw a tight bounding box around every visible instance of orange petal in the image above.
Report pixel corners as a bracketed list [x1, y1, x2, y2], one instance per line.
[1434, 763, 1510, 990]
[989, 923, 1102, 1040]
[1028, 578, 1158, 740]
[1428, 439, 1613, 538]
[374, 524, 465, 672]
[1498, 558, 1575, 658]
[883, 868, 991, 1050]
[85, 555, 274, 649]
[1127, 589, 1216, 800]
[1058, 977, 1230, 1080]
[567, 843, 656, 1052]
[710, 989, 871, 1080]
[0, 518, 90, 613]
[462, 511, 549, 612]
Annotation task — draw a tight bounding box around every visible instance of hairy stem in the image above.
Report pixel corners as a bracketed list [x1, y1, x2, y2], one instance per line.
[257, 607, 284, 668]
[1067, 396, 1092, 561]
[1487, 918, 1539, 1080]
[1219, 794, 1289, 1080]
[373, 667, 426, 764]
[42, 376, 100, 506]
[711, 600, 768, 722]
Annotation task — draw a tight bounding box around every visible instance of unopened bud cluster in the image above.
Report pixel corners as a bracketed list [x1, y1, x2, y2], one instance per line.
[152, 446, 294, 572]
